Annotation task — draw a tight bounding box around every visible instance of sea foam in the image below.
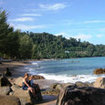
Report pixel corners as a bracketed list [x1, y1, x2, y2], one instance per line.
[32, 62, 38, 65]
[38, 73, 105, 83]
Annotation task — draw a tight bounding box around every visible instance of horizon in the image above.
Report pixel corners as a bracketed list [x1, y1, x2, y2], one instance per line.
[1, 0, 105, 44]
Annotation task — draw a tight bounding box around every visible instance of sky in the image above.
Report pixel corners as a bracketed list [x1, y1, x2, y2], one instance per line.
[0, 0, 105, 44]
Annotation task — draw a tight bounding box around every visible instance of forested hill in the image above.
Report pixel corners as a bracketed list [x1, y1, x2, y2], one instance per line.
[1, 10, 105, 59]
[28, 32, 105, 59]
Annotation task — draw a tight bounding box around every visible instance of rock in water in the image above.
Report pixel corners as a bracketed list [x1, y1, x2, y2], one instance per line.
[0, 95, 21, 105]
[57, 85, 105, 105]
[29, 75, 45, 80]
[93, 77, 105, 88]
[93, 68, 105, 74]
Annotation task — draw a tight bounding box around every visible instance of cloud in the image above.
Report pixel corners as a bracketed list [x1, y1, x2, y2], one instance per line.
[55, 32, 67, 36]
[73, 34, 92, 40]
[63, 19, 105, 26]
[10, 24, 46, 30]
[22, 13, 42, 17]
[39, 3, 66, 11]
[55, 32, 92, 40]
[55, 32, 70, 39]
[9, 17, 34, 22]
[96, 34, 103, 38]
[84, 20, 105, 24]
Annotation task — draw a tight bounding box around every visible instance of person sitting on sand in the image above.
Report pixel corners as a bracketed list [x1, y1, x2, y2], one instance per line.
[22, 73, 36, 97]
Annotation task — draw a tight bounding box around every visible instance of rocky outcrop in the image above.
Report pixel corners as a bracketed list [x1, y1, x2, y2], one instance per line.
[42, 88, 59, 96]
[57, 85, 105, 105]
[13, 75, 45, 87]
[51, 83, 74, 91]
[14, 77, 23, 86]
[75, 81, 93, 87]
[93, 77, 105, 88]
[0, 95, 21, 105]
[11, 85, 32, 105]
[0, 86, 11, 95]
[29, 75, 45, 80]
[93, 68, 105, 74]
[11, 84, 42, 105]
[51, 82, 92, 92]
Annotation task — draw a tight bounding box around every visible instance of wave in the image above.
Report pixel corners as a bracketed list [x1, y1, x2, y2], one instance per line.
[38, 73, 105, 83]
[32, 62, 38, 65]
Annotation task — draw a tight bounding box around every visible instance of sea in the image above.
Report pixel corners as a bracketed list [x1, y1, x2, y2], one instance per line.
[24, 57, 105, 83]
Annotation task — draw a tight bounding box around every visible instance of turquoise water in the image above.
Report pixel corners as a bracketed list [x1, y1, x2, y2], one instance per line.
[25, 57, 105, 83]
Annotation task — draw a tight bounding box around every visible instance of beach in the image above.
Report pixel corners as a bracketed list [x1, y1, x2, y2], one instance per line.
[0, 61, 30, 77]
[0, 58, 105, 105]
[0, 61, 58, 105]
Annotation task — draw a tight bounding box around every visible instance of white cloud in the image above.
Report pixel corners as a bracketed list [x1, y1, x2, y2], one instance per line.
[55, 33, 92, 40]
[73, 34, 92, 40]
[55, 32, 67, 36]
[55, 32, 70, 39]
[39, 3, 66, 11]
[10, 24, 46, 30]
[84, 20, 105, 24]
[9, 17, 34, 22]
[96, 34, 103, 38]
[22, 13, 42, 17]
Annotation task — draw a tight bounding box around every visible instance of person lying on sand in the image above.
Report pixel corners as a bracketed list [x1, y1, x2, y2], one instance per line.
[22, 73, 36, 97]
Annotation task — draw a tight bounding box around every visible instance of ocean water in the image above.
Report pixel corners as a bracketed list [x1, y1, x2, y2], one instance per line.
[25, 57, 105, 83]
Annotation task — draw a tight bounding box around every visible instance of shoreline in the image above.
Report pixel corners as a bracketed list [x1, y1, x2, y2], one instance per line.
[0, 61, 31, 77]
[0, 60, 101, 105]
[0, 61, 58, 105]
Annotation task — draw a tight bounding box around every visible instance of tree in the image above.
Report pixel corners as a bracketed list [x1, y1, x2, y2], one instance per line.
[19, 35, 33, 59]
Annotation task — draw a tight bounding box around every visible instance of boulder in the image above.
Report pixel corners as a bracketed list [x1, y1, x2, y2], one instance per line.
[0, 95, 21, 105]
[11, 85, 32, 105]
[29, 75, 45, 80]
[51, 83, 74, 91]
[53, 83, 62, 91]
[57, 85, 105, 105]
[14, 77, 23, 87]
[0, 86, 11, 95]
[93, 68, 105, 74]
[0, 75, 12, 87]
[75, 81, 92, 87]
[42, 88, 59, 96]
[11, 84, 42, 105]
[93, 77, 105, 88]
[13, 75, 45, 87]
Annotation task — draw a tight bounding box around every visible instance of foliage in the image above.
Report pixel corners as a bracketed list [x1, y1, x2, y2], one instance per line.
[1, 10, 105, 59]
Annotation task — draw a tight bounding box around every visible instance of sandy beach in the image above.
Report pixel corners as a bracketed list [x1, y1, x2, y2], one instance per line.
[0, 61, 31, 77]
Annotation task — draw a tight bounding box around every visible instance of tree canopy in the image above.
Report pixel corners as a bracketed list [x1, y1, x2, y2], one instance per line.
[1, 10, 105, 59]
